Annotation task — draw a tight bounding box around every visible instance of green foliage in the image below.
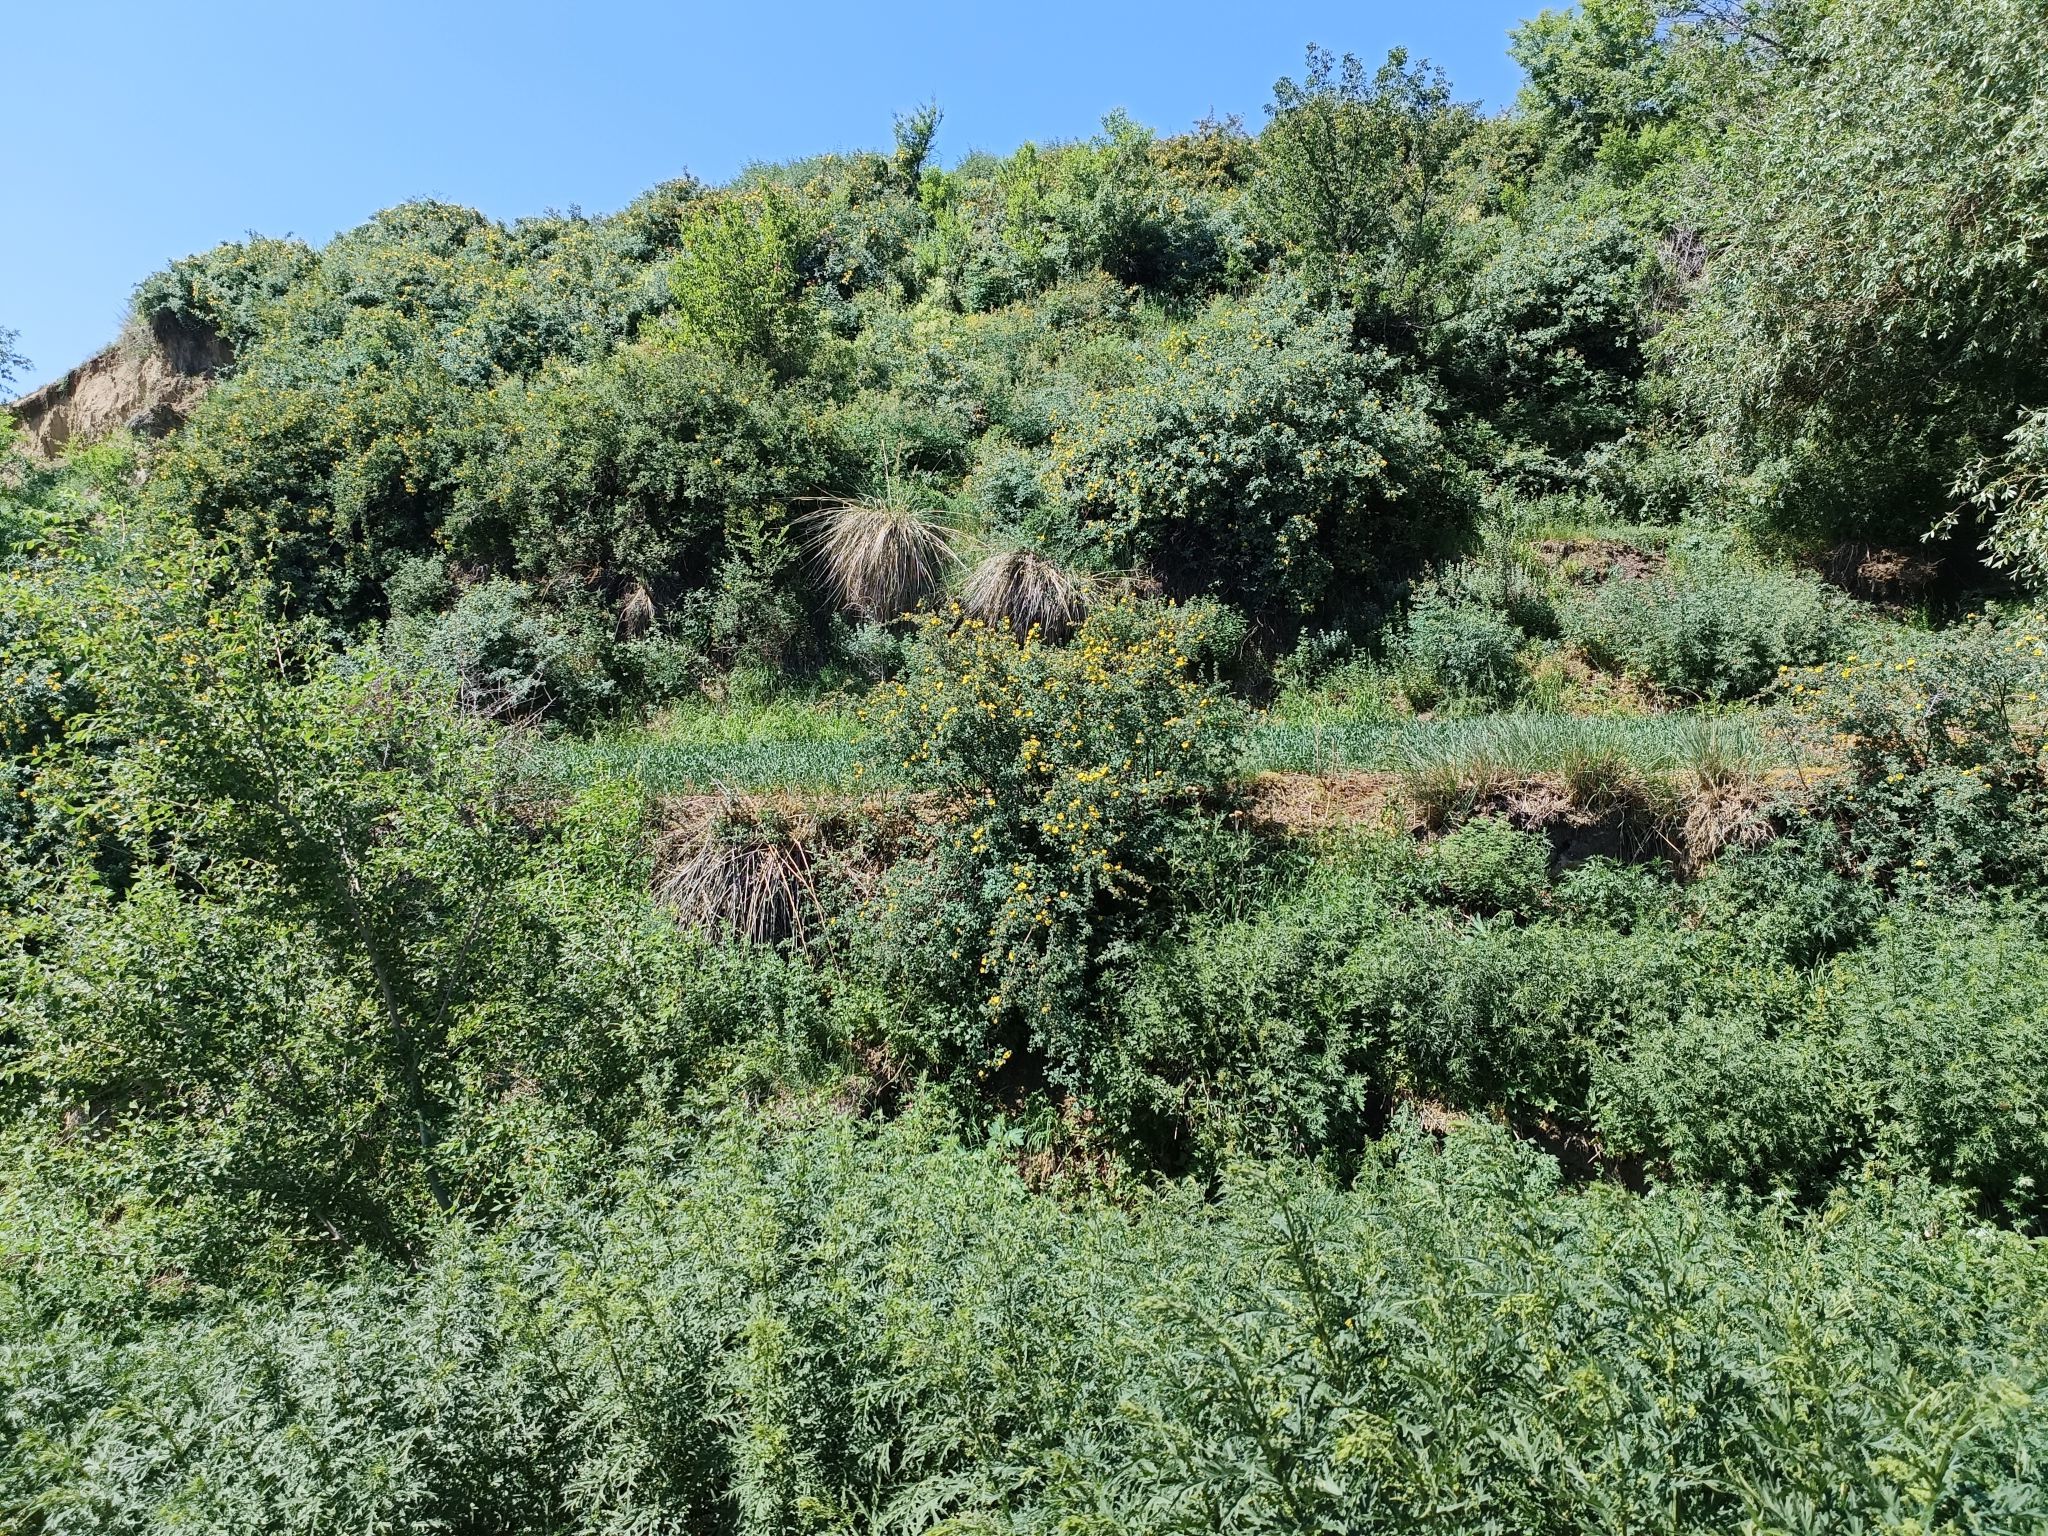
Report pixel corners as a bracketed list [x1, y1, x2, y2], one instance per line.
[1956, 407, 2048, 582]
[1255, 46, 1477, 345]
[1567, 550, 1848, 699]
[859, 598, 1245, 1086]
[1507, 0, 1669, 170]
[461, 342, 838, 655]
[1429, 814, 1552, 915]
[10, 21, 2048, 1522]
[666, 184, 821, 377]
[1046, 284, 1464, 622]
[399, 575, 616, 726]
[9, 1116, 2047, 1534]
[1434, 203, 1647, 463]
[130, 235, 317, 351]
[1391, 579, 1527, 710]
[920, 117, 1238, 309]
[0, 324, 27, 392]
[1786, 610, 2048, 891]
[1667, 0, 2048, 546]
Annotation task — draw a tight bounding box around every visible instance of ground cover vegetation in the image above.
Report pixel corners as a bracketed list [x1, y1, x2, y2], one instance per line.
[6, 0, 2048, 1527]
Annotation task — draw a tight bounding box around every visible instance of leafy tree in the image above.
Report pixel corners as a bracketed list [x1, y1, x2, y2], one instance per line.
[667, 184, 821, 377]
[1254, 46, 1479, 347]
[0, 324, 27, 393]
[1665, 0, 2048, 547]
[1509, 0, 1672, 169]
[1433, 203, 1649, 464]
[1954, 407, 2048, 582]
[891, 100, 943, 189]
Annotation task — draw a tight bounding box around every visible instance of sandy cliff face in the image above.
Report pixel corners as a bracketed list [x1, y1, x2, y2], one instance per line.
[5, 310, 232, 456]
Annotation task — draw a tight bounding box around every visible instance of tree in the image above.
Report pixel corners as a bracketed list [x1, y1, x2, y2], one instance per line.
[666, 184, 821, 377]
[1253, 46, 1478, 347]
[0, 324, 27, 393]
[1664, 0, 2048, 547]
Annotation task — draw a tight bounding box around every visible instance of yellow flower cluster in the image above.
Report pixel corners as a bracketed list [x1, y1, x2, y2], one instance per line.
[865, 597, 1239, 1018]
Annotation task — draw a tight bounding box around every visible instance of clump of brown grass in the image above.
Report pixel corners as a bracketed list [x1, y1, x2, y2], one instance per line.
[616, 581, 656, 640]
[1677, 734, 1774, 869]
[805, 501, 958, 622]
[1557, 742, 1648, 815]
[961, 547, 1088, 642]
[655, 801, 820, 947]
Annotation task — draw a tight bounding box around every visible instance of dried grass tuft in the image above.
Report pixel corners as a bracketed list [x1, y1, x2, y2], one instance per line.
[806, 501, 958, 621]
[617, 581, 656, 640]
[655, 801, 820, 947]
[961, 548, 1089, 642]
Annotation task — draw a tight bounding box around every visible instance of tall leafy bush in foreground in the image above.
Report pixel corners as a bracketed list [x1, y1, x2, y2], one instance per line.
[858, 598, 1245, 1086]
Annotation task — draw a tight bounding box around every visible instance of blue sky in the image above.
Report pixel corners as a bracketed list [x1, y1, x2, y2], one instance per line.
[3, 0, 1539, 393]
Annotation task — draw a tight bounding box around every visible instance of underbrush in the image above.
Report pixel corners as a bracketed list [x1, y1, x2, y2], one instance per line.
[1109, 842, 2048, 1220]
[1565, 551, 1852, 701]
[7, 1115, 2046, 1536]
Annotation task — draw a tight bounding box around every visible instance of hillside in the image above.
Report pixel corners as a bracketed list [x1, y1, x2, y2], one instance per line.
[5, 0, 2048, 1530]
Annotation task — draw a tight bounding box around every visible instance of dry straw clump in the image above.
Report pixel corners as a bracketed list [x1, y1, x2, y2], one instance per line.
[806, 501, 959, 622]
[961, 548, 1089, 642]
[655, 800, 821, 947]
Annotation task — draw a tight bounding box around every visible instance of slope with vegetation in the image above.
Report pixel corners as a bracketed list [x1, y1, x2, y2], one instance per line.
[6, 0, 2048, 1529]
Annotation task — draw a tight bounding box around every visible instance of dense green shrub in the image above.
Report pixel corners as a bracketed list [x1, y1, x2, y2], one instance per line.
[858, 598, 1245, 1087]
[0, 510, 792, 1263]
[665, 183, 822, 377]
[1592, 900, 2048, 1219]
[397, 576, 615, 725]
[1434, 203, 1646, 463]
[456, 342, 839, 641]
[1566, 552, 1848, 699]
[1103, 818, 2048, 1218]
[1045, 283, 1464, 623]
[9, 1115, 2046, 1534]
[1391, 579, 1526, 709]
[1428, 814, 1551, 914]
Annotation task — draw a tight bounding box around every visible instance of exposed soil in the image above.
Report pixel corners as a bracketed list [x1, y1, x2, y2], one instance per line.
[1533, 537, 1665, 584]
[1236, 770, 1404, 835]
[6, 311, 232, 457]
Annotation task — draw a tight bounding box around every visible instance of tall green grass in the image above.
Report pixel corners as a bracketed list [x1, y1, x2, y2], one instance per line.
[525, 696, 881, 793]
[1246, 712, 1781, 778]
[531, 691, 1788, 798]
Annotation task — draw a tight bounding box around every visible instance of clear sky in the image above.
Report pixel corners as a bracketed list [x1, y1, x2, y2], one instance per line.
[3, 0, 1540, 393]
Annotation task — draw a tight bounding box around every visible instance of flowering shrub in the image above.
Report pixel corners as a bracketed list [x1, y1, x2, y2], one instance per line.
[1785, 611, 2048, 889]
[859, 597, 1245, 1086]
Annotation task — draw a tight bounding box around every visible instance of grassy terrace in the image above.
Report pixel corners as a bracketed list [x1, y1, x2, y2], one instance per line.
[529, 696, 1794, 798]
